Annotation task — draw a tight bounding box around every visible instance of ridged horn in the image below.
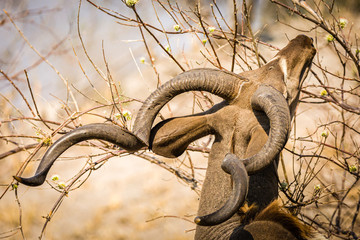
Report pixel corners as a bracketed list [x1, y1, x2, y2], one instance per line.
[13, 123, 145, 186]
[243, 85, 291, 174]
[133, 68, 246, 145]
[194, 153, 248, 226]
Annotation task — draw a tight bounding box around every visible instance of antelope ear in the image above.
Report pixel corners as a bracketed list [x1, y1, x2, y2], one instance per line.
[150, 115, 211, 158]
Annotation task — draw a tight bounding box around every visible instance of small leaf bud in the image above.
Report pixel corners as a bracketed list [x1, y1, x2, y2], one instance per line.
[349, 165, 357, 173]
[208, 26, 215, 33]
[51, 175, 60, 181]
[339, 18, 348, 29]
[43, 137, 52, 146]
[125, 0, 139, 7]
[320, 89, 328, 96]
[173, 24, 181, 31]
[12, 183, 18, 190]
[114, 113, 121, 120]
[122, 109, 132, 121]
[321, 131, 328, 138]
[58, 182, 67, 189]
[165, 45, 171, 52]
[326, 34, 334, 43]
[280, 180, 288, 191]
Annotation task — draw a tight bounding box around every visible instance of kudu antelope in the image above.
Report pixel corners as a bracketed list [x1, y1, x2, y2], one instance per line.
[14, 35, 316, 239]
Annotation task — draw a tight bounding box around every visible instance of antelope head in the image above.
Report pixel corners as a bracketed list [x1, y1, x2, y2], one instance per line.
[14, 35, 316, 239]
[132, 34, 316, 237]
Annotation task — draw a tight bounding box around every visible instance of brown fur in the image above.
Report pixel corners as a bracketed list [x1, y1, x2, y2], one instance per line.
[239, 200, 313, 239]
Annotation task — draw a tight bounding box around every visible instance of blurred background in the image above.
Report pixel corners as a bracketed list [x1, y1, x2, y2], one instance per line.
[0, 0, 359, 239]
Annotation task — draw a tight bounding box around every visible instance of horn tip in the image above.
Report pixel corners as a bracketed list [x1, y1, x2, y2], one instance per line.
[13, 175, 22, 182]
[194, 216, 202, 225]
[12, 175, 45, 186]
